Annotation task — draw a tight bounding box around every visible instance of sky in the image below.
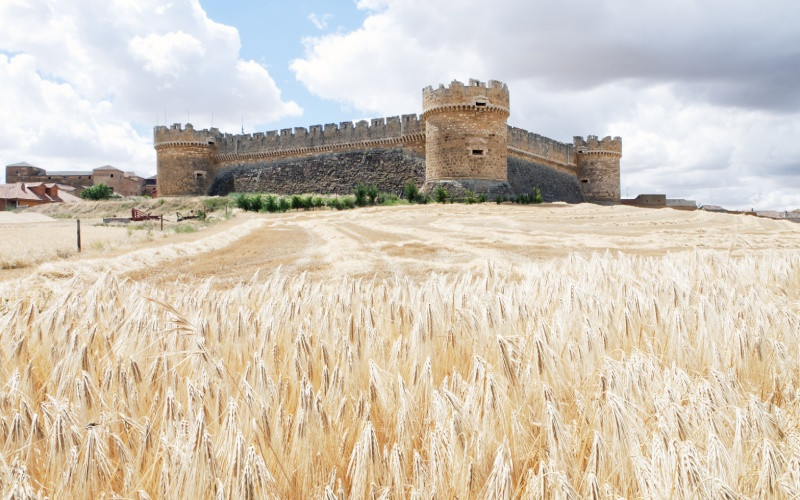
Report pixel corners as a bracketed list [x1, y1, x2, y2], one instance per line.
[1, 0, 798, 210]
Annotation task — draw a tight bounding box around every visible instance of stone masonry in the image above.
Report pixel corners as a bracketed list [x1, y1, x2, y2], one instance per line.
[154, 79, 621, 202]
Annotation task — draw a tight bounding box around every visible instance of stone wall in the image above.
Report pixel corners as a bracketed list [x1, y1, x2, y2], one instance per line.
[6, 165, 45, 183]
[507, 127, 576, 175]
[507, 157, 584, 203]
[156, 143, 216, 195]
[209, 148, 425, 196]
[208, 149, 584, 204]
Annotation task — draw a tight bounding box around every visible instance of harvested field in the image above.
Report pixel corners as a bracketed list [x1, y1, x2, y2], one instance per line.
[1, 203, 799, 498]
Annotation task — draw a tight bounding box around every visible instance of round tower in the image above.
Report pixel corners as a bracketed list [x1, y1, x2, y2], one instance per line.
[421, 79, 511, 197]
[573, 135, 622, 204]
[154, 123, 219, 196]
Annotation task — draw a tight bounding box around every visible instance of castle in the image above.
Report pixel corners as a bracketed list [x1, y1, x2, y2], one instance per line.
[154, 79, 621, 203]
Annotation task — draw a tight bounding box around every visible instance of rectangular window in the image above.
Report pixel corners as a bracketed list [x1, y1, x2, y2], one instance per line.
[581, 179, 589, 183]
[475, 101, 487, 107]
[472, 149, 485, 156]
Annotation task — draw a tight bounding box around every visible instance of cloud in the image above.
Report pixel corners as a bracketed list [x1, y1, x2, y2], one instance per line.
[0, 0, 300, 178]
[308, 13, 332, 30]
[291, 0, 800, 209]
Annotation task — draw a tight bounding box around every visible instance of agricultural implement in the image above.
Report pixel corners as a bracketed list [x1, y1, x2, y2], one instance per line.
[131, 208, 161, 221]
[103, 208, 163, 228]
[176, 210, 204, 221]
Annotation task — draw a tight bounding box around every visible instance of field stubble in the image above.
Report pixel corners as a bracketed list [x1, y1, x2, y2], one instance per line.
[0, 205, 799, 497]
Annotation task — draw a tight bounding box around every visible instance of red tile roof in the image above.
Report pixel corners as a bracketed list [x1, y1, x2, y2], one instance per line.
[0, 182, 81, 204]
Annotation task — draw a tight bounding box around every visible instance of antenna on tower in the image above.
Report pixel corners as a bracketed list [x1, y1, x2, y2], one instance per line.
[241, 116, 244, 134]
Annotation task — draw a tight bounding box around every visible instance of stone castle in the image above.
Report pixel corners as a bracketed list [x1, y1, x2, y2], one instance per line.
[154, 79, 621, 203]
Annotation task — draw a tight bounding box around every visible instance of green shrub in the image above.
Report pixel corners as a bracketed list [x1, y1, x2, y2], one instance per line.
[478, 193, 487, 203]
[278, 197, 290, 212]
[465, 190, 477, 204]
[434, 185, 449, 203]
[496, 195, 507, 204]
[234, 194, 249, 210]
[366, 185, 379, 205]
[290, 195, 303, 210]
[312, 196, 325, 208]
[203, 197, 230, 212]
[404, 181, 419, 203]
[80, 184, 113, 200]
[353, 184, 369, 207]
[533, 187, 543, 204]
[378, 193, 401, 206]
[264, 195, 278, 212]
[516, 194, 531, 205]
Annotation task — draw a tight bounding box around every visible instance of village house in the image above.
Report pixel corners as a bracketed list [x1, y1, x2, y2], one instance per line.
[0, 182, 81, 210]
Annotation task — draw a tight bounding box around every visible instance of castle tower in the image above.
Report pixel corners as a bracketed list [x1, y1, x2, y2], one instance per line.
[421, 79, 511, 196]
[154, 124, 219, 196]
[573, 135, 622, 204]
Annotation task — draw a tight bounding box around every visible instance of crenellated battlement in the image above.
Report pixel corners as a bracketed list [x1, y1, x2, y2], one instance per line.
[573, 135, 623, 155]
[507, 126, 576, 173]
[153, 123, 221, 148]
[171, 114, 426, 157]
[422, 79, 509, 115]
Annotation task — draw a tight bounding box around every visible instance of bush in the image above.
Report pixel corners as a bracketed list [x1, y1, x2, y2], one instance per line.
[366, 185, 379, 205]
[278, 197, 291, 212]
[496, 195, 507, 204]
[290, 195, 305, 210]
[353, 184, 369, 207]
[478, 193, 487, 203]
[533, 187, 543, 204]
[434, 185, 449, 203]
[404, 181, 419, 203]
[203, 197, 230, 212]
[264, 195, 278, 213]
[465, 190, 477, 204]
[80, 184, 113, 200]
[378, 193, 402, 206]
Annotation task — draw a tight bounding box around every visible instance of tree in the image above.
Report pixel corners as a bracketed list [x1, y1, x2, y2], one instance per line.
[80, 184, 113, 200]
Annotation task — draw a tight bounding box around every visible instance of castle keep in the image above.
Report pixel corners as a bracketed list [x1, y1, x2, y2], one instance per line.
[154, 79, 621, 203]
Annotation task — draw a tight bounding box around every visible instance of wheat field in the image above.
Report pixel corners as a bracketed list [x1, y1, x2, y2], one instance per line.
[1, 204, 800, 498]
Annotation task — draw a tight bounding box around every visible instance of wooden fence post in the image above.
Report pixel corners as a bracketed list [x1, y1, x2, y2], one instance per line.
[77, 219, 81, 252]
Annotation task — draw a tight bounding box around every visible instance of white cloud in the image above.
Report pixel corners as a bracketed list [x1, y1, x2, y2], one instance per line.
[308, 13, 332, 30]
[291, 0, 800, 209]
[0, 0, 300, 178]
[129, 31, 205, 81]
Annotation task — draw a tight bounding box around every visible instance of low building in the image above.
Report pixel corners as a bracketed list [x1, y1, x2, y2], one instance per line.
[0, 182, 81, 210]
[5, 162, 93, 192]
[5, 163, 155, 196]
[92, 166, 146, 196]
